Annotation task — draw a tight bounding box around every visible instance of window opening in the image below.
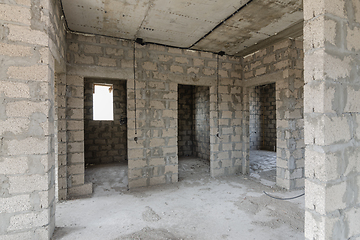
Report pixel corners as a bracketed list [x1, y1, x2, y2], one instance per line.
[93, 84, 114, 120]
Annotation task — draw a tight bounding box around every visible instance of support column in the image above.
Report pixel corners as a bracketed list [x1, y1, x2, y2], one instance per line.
[276, 68, 305, 190]
[0, 1, 56, 238]
[304, 0, 360, 239]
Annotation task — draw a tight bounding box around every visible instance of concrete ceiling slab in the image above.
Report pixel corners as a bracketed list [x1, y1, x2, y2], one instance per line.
[191, 0, 303, 55]
[136, 0, 249, 47]
[62, 0, 152, 39]
[61, 0, 303, 55]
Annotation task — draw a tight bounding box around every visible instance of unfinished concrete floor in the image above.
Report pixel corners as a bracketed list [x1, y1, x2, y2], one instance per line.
[249, 150, 277, 187]
[53, 157, 304, 240]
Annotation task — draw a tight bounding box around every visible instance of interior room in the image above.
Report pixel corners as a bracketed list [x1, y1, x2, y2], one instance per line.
[249, 83, 277, 184]
[178, 84, 210, 181]
[1, 0, 360, 239]
[84, 78, 129, 194]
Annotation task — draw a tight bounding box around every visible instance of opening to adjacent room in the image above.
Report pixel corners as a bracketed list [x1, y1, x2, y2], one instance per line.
[178, 84, 210, 181]
[84, 78, 128, 195]
[249, 83, 277, 184]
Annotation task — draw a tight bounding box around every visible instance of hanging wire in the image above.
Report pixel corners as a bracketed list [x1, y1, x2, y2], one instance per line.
[133, 42, 138, 142]
[216, 53, 224, 139]
[263, 191, 305, 200]
[216, 54, 220, 138]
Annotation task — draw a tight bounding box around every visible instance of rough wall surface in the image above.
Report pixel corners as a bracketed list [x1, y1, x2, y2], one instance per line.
[194, 86, 210, 160]
[304, 0, 360, 239]
[65, 75, 92, 198]
[55, 73, 67, 201]
[84, 78, 127, 165]
[65, 32, 242, 189]
[0, 0, 65, 238]
[178, 85, 194, 157]
[178, 85, 210, 160]
[243, 39, 304, 190]
[249, 83, 276, 151]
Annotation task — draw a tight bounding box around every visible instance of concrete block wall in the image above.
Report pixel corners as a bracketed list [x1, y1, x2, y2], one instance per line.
[243, 39, 305, 189]
[178, 85, 195, 157]
[212, 61, 243, 177]
[84, 78, 127, 165]
[259, 83, 276, 151]
[304, 0, 360, 239]
[65, 75, 92, 198]
[194, 86, 210, 160]
[55, 73, 67, 201]
[0, 0, 66, 238]
[65, 32, 242, 189]
[178, 85, 210, 160]
[249, 86, 261, 150]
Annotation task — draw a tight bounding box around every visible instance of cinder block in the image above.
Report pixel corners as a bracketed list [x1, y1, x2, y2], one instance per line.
[128, 159, 147, 169]
[149, 138, 165, 148]
[67, 142, 84, 153]
[106, 47, 124, 56]
[67, 120, 84, 131]
[74, 54, 94, 64]
[170, 65, 183, 73]
[0, 194, 31, 213]
[68, 183, 92, 196]
[7, 137, 48, 155]
[98, 57, 117, 67]
[38, 187, 55, 209]
[150, 176, 166, 186]
[0, 157, 28, 174]
[8, 24, 48, 46]
[66, 75, 83, 86]
[175, 57, 188, 64]
[9, 174, 49, 194]
[128, 178, 147, 189]
[158, 55, 172, 62]
[68, 43, 78, 52]
[149, 157, 165, 166]
[8, 210, 49, 231]
[7, 65, 48, 82]
[0, 118, 30, 135]
[165, 165, 177, 174]
[127, 168, 142, 179]
[142, 61, 157, 70]
[83, 45, 102, 54]
[0, 43, 32, 57]
[68, 164, 84, 175]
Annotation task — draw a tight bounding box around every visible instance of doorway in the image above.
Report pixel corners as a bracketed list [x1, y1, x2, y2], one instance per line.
[178, 84, 210, 180]
[84, 78, 128, 195]
[249, 83, 276, 184]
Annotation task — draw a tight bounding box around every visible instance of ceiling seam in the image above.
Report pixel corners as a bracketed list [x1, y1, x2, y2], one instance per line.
[59, 0, 247, 57]
[188, 0, 254, 49]
[134, 0, 156, 40]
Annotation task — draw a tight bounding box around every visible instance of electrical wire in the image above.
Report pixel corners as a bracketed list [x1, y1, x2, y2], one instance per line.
[133, 42, 138, 142]
[216, 54, 220, 138]
[263, 191, 304, 200]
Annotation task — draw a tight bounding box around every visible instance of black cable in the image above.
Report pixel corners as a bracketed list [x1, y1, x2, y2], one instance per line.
[216, 54, 220, 137]
[133, 42, 138, 141]
[263, 191, 304, 200]
[189, 0, 254, 49]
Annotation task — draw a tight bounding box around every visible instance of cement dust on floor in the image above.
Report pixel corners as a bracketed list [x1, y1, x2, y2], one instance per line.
[53, 157, 304, 240]
[249, 150, 277, 187]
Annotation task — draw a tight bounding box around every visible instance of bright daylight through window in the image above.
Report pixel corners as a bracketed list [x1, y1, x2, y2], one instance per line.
[93, 84, 114, 120]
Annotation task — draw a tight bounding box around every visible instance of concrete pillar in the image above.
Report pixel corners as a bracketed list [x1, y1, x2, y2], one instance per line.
[304, 0, 360, 239]
[276, 67, 305, 190]
[0, 0, 59, 238]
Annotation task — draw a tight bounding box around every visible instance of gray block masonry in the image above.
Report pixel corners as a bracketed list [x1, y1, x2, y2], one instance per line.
[0, 0, 360, 239]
